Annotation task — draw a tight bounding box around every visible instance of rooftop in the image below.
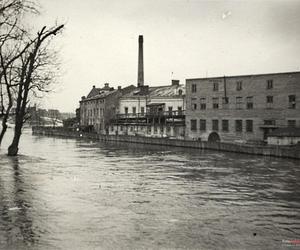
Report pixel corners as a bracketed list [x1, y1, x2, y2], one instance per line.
[186, 71, 300, 81]
[121, 84, 185, 98]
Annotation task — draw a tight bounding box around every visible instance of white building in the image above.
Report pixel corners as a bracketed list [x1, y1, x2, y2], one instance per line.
[110, 80, 186, 138]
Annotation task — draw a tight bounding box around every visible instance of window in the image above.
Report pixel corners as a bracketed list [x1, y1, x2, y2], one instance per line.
[191, 119, 197, 131]
[266, 96, 273, 109]
[212, 119, 219, 131]
[236, 81, 242, 91]
[267, 96, 273, 103]
[132, 107, 136, 114]
[120, 125, 123, 131]
[154, 126, 157, 133]
[246, 96, 253, 109]
[235, 120, 243, 132]
[124, 107, 128, 115]
[111, 125, 114, 132]
[212, 97, 219, 109]
[264, 120, 276, 126]
[288, 95, 296, 109]
[213, 82, 219, 91]
[200, 98, 206, 110]
[167, 126, 171, 132]
[178, 106, 183, 115]
[192, 84, 197, 93]
[236, 97, 243, 109]
[191, 98, 197, 110]
[141, 107, 145, 115]
[222, 120, 229, 132]
[147, 126, 151, 133]
[168, 106, 173, 115]
[222, 97, 229, 109]
[246, 120, 253, 132]
[287, 120, 296, 127]
[200, 119, 206, 131]
[267, 80, 273, 89]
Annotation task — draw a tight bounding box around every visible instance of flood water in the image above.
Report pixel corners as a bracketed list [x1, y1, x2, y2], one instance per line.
[0, 129, 299, 249]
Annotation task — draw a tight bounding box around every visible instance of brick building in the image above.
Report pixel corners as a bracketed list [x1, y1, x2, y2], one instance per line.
[79, 83, 135, 134]
[185, 71, 300, 143]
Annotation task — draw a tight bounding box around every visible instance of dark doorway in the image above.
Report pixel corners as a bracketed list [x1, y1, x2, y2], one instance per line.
[208, 132, 220, 142]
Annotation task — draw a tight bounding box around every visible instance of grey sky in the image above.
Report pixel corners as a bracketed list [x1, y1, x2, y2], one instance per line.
[33, 0, 300, 112]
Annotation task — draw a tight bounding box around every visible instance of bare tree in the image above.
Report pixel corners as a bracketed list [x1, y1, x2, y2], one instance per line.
[8, 24, 64, 156]
[0, 0, 36, 145]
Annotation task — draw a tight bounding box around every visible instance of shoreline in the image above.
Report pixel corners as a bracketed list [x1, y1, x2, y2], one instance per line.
[32, 127, 300, 160]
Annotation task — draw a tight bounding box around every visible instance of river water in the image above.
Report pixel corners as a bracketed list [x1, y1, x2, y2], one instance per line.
[0, 129, 299, 249]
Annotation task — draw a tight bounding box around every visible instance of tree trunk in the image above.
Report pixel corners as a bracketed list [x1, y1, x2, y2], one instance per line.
[7, 118, 22, 156]
[0, 100, 12, 146]
[0, 114, 8, 146]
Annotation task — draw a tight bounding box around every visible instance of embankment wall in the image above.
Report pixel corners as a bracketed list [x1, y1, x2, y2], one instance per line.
[32, 127, 300, 160]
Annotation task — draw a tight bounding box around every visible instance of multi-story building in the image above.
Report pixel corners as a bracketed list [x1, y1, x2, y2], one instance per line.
[185, 71, 300, 143]
[79, 83, 135, 134]
[109, 80, 186, 138]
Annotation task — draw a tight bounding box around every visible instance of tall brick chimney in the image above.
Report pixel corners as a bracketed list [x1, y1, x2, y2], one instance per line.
[137, 35, 144, 87]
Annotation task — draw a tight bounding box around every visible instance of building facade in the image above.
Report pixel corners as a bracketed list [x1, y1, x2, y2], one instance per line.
[79, 83, 135, 134]
[109, 80, 186, 138]
[185, 71, 300, 143]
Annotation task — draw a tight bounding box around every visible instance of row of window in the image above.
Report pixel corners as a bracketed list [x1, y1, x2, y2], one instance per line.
[191, 95, 296, 110]
[124, 107, 145, 114]
[190, 119, 254, 133]
[191, 79, 274, 93]
[190, 119, 298, 132]
[84, 108, 104, 117]
[124, 106, 183, 114]
[112, 125, 172, 133]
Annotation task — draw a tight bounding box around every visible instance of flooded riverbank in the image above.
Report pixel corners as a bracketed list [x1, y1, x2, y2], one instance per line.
[0, 129, 299, 249]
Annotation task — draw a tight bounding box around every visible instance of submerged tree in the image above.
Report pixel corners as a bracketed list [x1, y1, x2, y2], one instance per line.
[0, 0, 36, 145]
[8, 24, 64, 156]
[0, 0, 64, 154]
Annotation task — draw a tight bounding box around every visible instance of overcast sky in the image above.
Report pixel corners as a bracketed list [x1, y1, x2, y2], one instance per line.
[32, 0, 300, 112]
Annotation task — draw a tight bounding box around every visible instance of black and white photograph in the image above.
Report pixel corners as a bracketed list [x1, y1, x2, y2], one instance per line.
[0, 0, 299, 249]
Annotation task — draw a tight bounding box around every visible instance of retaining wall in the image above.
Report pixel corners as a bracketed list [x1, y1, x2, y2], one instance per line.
[32, 127, 300, 160]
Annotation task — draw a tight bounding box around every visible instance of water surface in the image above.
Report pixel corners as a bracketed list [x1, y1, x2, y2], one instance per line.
[0, 129, 299, 249]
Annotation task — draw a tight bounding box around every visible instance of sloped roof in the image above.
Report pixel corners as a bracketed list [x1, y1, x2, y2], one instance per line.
[122, 84, 185, 98]
[82, 85, 136, 102]
[268, 127, 300, 137]
[89, 90, 118, 100]
[87, 87, 102, 98]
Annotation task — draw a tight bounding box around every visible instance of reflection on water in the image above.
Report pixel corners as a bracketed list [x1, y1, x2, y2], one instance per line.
[0, 129, 300, 249]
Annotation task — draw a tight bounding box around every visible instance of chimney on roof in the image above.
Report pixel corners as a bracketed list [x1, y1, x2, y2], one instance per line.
[139, 85, 149, 95]
[172, 80, 180, 86]
[118, 86, 122, 90]
[137, 35, 144, 87]
[93, 85, 95, 88]
[104, 83, 109, 88]
[81, 96, 86, 100]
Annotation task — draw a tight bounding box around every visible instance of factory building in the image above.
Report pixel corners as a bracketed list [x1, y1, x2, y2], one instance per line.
[185, 71, 300, 144]
[108, 35, 186, 139]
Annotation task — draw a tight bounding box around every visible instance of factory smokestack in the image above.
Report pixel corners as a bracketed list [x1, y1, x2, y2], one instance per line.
[137, 35, 144, 87]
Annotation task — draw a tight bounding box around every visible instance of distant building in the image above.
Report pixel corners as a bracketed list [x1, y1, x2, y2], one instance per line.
[109, 80, 186, 138]
[185, 71, 300, 143]
[79, 83, 135, 134]
[48, 109, 61, 119]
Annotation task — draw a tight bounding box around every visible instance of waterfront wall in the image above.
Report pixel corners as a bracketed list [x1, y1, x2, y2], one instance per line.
[32, 127, 300, 159]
